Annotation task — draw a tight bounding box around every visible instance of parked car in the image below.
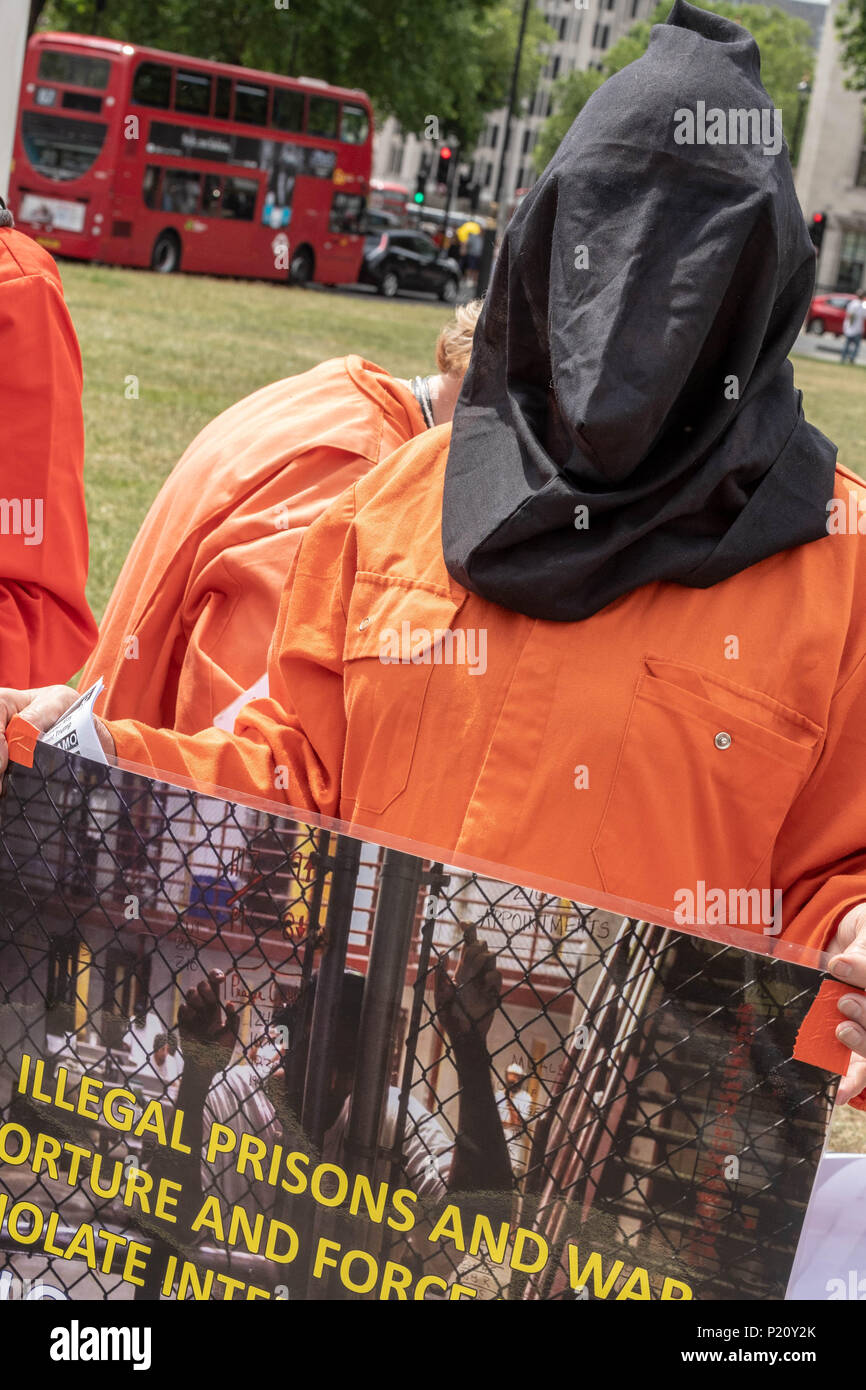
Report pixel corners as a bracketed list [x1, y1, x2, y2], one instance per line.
[361, 207, 402, 236]
[806, 292, 864, 336]
[360, 229, 461, 302]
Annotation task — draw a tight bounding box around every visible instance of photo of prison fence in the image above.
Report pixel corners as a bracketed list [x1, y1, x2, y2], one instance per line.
[0, 745, 836, 1301]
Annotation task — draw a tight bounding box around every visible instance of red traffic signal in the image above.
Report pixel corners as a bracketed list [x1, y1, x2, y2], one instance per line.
[440, 146, 452, 160]
[809, 211, 827, 252]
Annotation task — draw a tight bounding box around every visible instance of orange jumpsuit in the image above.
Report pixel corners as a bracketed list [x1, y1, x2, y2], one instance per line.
[108, 428, 866, 957]
[80, 357, 425, 732]
[0, 229, 96, 684]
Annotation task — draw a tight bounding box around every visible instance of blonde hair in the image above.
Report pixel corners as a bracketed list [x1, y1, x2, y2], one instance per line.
[436, 299, 483, 377]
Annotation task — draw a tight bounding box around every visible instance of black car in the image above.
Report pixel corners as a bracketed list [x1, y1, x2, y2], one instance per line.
[360, 229, 461, 302]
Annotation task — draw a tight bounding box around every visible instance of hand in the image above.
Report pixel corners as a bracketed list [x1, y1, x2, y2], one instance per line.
[434, 922, 502, 1044]
[0, 685, 116, 787]
[177, 969, 239, 1080]
[826, 904, 866, 1105]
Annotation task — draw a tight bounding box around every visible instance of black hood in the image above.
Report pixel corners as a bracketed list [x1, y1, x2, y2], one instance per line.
[442, 0, 837, 622]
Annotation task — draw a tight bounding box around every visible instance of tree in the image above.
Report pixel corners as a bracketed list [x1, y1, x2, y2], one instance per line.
[535, 1, 815, 173]
[837, 0, 866, 90]
[39, 0, 552, 148]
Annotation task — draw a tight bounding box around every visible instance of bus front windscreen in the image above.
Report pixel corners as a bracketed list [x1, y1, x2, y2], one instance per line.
[21, 111, 108, 181]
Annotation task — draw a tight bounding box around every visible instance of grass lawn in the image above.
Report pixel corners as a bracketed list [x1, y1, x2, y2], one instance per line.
[792, 355, 866, 480]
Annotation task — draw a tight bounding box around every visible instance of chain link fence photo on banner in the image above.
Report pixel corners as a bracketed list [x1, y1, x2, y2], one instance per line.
[0, 745, 836, 1301]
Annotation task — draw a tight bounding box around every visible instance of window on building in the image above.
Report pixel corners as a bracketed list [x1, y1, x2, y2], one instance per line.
[606, 0, 616, 11]
[490, 124, 499, 149]
[630, 0, 641, 14]
[551, 55, 561, 79]
[486, 160, 495, 186]
[388, 141, 403, 174]
[839, 230, 866, 292]
[592, 22, 611, 49]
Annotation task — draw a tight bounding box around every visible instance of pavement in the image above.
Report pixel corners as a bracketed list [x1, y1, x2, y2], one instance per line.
[792, 330, 866, 368]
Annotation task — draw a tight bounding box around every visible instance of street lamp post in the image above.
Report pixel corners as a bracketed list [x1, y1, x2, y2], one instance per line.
[791, 78, 812, 168]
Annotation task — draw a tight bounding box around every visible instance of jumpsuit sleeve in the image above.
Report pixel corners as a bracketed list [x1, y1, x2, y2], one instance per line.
[0, 267, 96, 685]
[108, 485, 358, 818]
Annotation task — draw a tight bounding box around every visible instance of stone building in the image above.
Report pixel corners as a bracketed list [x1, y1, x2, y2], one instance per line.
[796, 0, 866, 291]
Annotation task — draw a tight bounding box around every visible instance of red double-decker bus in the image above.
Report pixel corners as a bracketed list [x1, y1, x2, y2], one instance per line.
[9, 31, 373, 286]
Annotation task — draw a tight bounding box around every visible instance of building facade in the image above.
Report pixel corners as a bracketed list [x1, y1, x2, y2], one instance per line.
[796, 0, 866, 291]
[372, 0, 658, 217]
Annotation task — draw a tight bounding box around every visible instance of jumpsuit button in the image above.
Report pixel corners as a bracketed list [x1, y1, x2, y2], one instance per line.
[358, 617, 371, 631]
[714, 731, 732, 750]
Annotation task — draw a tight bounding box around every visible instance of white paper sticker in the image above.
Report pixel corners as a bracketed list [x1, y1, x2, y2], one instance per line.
[40, 678, 109, 766]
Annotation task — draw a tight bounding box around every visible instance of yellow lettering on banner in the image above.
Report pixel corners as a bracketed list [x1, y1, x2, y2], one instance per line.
[205, 1123, 237, 1163]
[617, 1265, 651, 1300]
[510, 1228, 547, 1273]
[312, 1237, 341, 1280]
[104, 1087, 137, 1131]
[192, 1195, 225, 1240]
[122, 1240, 149, 1287]
[414, 1274, 448, 1299]
[136, 1100, 168, 1145]
[387, 1186, 417, 1232]
[567, 1245, 623, 1299]
[78, 1076, 102, 1121]
[264, 1220, 298, 1263]
[428, 1204, 464, 1250]
[339, 1249, 379, 1295]
[468, 1215, 509, 1265]
[661, 1276, 693, 1300]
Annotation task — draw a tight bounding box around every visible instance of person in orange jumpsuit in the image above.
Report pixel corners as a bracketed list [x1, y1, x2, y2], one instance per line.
[5, 2, 866, 1103]
[78, 302, 482, 733]
[0, 204, 96, 685]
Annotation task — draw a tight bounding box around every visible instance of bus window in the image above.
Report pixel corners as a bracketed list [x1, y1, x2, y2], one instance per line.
[142, 165, 162, 209]
[273, 88, 304, 133]
[132, 61, 172, 108]
[329, 191, 364, 235]
[202, 173, 223, 214]
[222, 176, 258, 220]
[214, 76, 232, 119]
[175, 70, 211, 116]
[21, 111, 107, 181]
[37, 50, 110, 90]
[161, 170, 201, 214]
[340, 104, 369, 145]
[308, 96, 338, 139]
[235, 83, 268, 125]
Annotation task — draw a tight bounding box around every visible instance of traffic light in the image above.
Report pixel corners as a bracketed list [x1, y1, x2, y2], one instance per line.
[809, 211, 827, 252]
[436, 145, 453, 187]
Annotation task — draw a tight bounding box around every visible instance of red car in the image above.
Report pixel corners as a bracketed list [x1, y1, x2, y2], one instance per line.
[806, 292, 865, 336]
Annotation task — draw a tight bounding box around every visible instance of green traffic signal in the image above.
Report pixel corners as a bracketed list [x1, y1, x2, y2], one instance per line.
[414, 191, 425, 204]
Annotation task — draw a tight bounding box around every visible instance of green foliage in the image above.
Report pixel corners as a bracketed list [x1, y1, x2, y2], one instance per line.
[535, 1, 815, 173]
[39, 0, 553, 149]
[837, 0, 866, 91]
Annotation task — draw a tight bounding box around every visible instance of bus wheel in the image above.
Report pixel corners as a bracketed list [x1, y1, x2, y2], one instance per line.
[151, 231, 181, 273]
[289, 246, 314, 287]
